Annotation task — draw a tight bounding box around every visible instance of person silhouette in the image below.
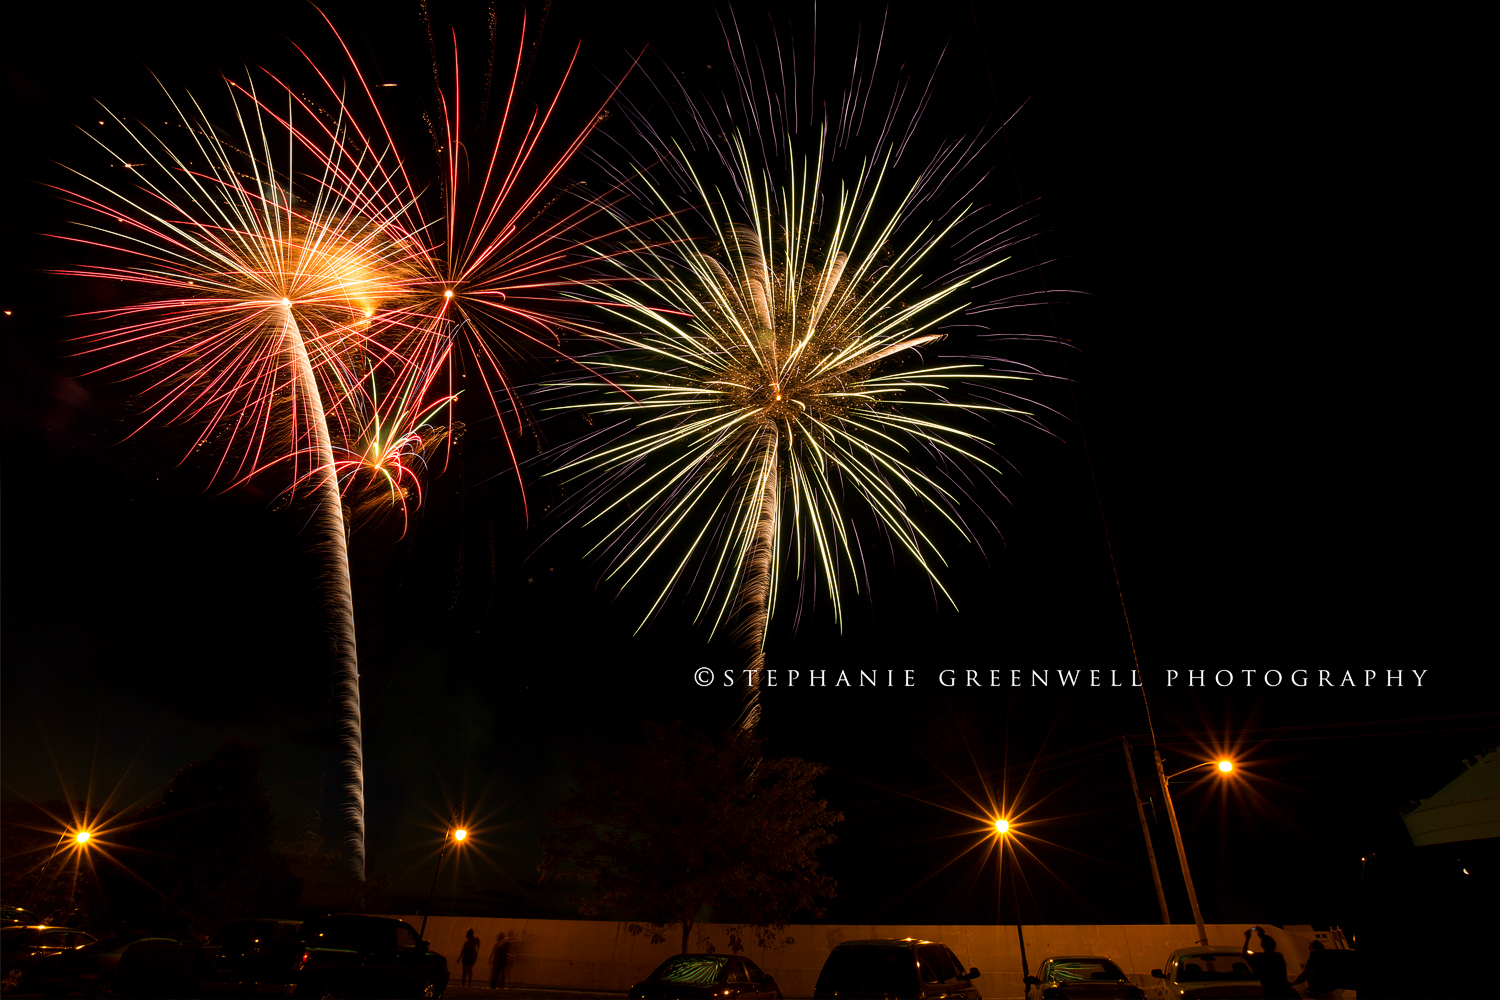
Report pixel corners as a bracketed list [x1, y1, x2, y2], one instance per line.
[1291, 941, 1341, 999]
[1242, 928, 1295, 998]
[460, 928, 480, 987]
[489, 932, 511, 989]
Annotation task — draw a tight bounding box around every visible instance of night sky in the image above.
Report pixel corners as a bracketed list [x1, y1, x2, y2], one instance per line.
[2, 0, 1489, 937]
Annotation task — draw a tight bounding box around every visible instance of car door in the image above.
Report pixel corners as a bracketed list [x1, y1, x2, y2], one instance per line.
[741, 958, 777, 1000]
[392, 920, 440, 994]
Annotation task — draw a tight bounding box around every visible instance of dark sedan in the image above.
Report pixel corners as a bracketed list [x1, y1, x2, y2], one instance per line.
[813, 938, 981, 1000]
[1, 925, 99, 995]
[629, 954, 782, 1000]
[1025, 956, 1144, 999]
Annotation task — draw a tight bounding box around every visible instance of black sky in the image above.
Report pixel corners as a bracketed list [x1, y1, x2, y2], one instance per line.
[2, 0, 1490, 932]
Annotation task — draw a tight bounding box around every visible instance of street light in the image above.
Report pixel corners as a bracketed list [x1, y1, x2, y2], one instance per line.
[418, 825, 468, 940]
[989, 817, 1031, 997]
[1154, 753, 1236, 946]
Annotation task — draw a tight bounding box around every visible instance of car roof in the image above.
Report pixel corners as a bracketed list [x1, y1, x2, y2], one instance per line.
[835, 938, 937, 948]
[1169, 946, 1244, 955]
[1043, 956, 1116, 962]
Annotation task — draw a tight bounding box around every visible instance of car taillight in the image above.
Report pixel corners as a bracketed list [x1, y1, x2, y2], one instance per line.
[298, 951, 310, 966]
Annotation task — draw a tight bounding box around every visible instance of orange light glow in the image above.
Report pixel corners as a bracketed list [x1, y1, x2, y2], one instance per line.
[453, 828, 468, 842]
[1218, 760, 1234, 773]
[994, 818, 1010, 834]
[74, 830, 91, 845]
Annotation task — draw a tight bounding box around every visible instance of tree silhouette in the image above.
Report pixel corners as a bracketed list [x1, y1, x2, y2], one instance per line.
[540, 723, 841, 953]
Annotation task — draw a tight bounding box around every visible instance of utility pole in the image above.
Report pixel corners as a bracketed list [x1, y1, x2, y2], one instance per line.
[1155, 750, 1207, 946]
[1123, 738, 1171, 924]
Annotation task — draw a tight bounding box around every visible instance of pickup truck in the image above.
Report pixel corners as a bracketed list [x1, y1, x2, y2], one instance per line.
[293, 915, 448, 999]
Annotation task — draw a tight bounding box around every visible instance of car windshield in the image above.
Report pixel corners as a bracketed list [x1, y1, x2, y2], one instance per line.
[651, 956, 728, 984]
[215, 922, 277, 948]
[817, 945, 916, 994]
[301, 918, 390, 950]
[1177, 954, 1255, 981]
[1049, 960, 1126, 982]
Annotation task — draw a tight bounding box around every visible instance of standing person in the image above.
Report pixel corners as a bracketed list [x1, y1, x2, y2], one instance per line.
[489, 932, 511, 989]
[1291, 941, 1342, 999]
[460, 928, 480, 987]
[1242, 927, 1296, 998]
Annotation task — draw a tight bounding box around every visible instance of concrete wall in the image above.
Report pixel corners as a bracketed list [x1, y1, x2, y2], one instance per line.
[385, 916, 1326, 997]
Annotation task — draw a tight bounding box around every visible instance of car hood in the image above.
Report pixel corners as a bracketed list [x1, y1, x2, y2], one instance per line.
[631, 982, 719, 999]
[1042, 982, 1139, 998]
[1170, 984, 1263, 999]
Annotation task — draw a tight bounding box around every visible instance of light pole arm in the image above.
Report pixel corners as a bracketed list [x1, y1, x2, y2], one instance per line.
[1155, 750, 1208, 946]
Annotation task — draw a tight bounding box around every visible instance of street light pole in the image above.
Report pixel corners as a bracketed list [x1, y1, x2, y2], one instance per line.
[1154, 751, 1207, 946]
[418, 826, 467, 941]
[1122, 738, 1171, 924]
[994, 820, 1030, 998]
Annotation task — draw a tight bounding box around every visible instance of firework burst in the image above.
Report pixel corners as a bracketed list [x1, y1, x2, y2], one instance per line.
[287, 10, 637, 520]
[50, 70, 436, 883]
[555, 67, 1048, 729]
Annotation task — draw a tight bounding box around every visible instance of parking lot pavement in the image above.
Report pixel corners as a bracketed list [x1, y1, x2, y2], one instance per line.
[441, 988, 629, 999]
[440, 992, 1030, 1000]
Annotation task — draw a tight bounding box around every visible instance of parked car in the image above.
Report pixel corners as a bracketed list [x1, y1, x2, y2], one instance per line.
[1025, 955, 1144, 999]
[1, 925, 99, 996]
[628, 954, 783, 1000]
[293, 914, 447, 999]
[26, 934, 178, 998]
[1150, 947, 1262, 999]
[813, 938, 981, 1000]
[115, 937, 208, 998]
[200, 919, 303, 997]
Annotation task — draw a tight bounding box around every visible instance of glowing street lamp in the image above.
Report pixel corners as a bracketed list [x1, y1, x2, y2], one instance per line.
[418, 824, 469, 940]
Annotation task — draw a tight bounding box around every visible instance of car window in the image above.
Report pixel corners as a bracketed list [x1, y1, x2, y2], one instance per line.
[817, 945, 917, 995]
[727, 960, 750, 983]
[742, 959, 764, 983]
[652, 956, 729, 984]
[303, 917, 391, 950]
[941, 947, 967, 978]
[1175, 953, 1253, 982]
[1047, 960, 1125, 982]
[395, 924, 418, 949]
[916, 946, 940, 983]
[40, 930, 94, 949]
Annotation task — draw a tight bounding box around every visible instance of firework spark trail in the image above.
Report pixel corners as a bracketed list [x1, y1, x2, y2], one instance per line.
[51, 73, 431, 884]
